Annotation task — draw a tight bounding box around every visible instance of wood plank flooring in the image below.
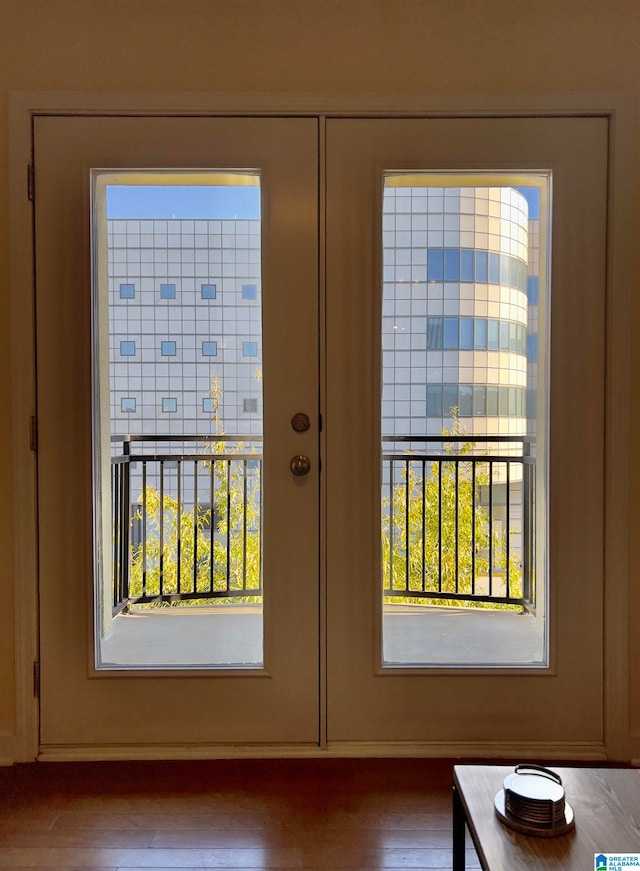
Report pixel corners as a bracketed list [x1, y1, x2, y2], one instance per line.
[0, 758, 480, 870]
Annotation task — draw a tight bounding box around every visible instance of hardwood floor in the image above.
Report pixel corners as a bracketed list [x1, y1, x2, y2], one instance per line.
[0, 758, 480, 869]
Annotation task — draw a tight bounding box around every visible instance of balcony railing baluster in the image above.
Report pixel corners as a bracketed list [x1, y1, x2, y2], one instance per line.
[111, 435, 263, 609]
[382, 435, 535, 610]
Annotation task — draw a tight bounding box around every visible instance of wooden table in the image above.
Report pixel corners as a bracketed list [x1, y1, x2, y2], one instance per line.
[453, 765, 640, 870]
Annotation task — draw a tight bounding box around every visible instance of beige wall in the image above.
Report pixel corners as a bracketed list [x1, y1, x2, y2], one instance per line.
[1, 0, 639, 761]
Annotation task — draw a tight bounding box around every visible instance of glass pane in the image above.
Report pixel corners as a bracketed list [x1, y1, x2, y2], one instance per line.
[93, 173, 264, 670]
[381, 173, 548, 667]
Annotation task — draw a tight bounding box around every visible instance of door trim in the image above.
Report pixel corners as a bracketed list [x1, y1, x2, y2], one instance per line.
[38, 738, 607, 763]
[9, 91, 633, 763]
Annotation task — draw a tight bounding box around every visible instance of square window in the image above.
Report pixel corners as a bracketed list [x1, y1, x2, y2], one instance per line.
[201, 284, 217, 299]
[243, 398, 258, 413]
[162, 397, 177, 413]
[242, 284, 257, 300]
[242, 341, 258, 357]
[202, 397, 215, 413]
[121, 397, 136, 413]
[202, 341, 218, 356]
[120, 340, 136, 356]
[160, 283, 176, 299]
[161, 341, 176, 356]
[119, 283, 135, 299]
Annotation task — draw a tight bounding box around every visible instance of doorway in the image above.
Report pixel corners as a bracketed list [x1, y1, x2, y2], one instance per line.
[34, 114, 608, 754]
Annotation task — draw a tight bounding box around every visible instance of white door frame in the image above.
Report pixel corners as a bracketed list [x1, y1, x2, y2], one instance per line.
[8, 91, 633, 763]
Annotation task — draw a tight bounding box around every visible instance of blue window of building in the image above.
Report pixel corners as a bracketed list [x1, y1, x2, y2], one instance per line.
[162, 397, 177, 413]
[459, 385, 473, 417]
[120, 341, 135, 356]
[121, 397, 136, 413]
[160, 283, 176, 299]
[427, 248, 444, 282]
[161, 341, 176, 356]
[509, 322, 518, 352]
[460, 249, 474, 282]
[459, 318, 473, 350]
[427, 317, 443, 350]
[527, 276, 539, 305]
[498, 386, 509, 416]
[243, 398, 258, 413]
[242, 341, 258, 357]
[426, 385, 442, 417]
[201, 284, 217, 299]
[500, 254, 509, 285]
[487, 320, 499, 350]
[500, 322, 510, 351]
[489, 253, 500, 284]
[202, 397, 215, 413]
[202, 341, 218, 356]
[510, 258, 518, 287]
[474, 318, 487, 350]
[443, 318, 458, 349]
[443, 385, 458, 416]
[119, 283, 135, 299]
[508, 387, 517, 416]
[527, 334, 538, 362]
[473, 385, 486, 416]
[475, 251, 488, 283]
[242, 284, 257, 300]
[443, 249, 459, 281]
[487, 386, 498, 416]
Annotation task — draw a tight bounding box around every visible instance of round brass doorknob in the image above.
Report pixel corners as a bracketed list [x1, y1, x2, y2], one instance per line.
[290, 455, 311, 476]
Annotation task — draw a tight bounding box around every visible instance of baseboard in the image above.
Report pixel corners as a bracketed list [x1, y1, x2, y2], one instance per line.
[0, 732, 17, 766]
[38, 739, 608, 763]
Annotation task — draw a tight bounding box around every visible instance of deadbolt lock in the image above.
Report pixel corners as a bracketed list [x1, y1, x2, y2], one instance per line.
[291, 412, 311, 433]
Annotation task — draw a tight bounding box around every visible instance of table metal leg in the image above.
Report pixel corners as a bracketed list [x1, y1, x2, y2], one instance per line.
[452, 784, 466, 871]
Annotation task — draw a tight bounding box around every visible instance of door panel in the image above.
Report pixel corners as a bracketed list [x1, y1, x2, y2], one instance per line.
[35, 117, 320, 747]
[325, 117, 607, 746]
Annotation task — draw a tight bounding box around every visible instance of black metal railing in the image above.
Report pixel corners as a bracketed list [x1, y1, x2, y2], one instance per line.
[111, 435, 262, 614]
[112, 433, 535, 615]
[382, 435, 535, 609]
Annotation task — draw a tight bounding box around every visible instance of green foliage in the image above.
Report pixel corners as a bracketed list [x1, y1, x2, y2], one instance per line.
[129, 456, 261, 607]
[382, 413, 522, 610]
[128, 376, 262, 608]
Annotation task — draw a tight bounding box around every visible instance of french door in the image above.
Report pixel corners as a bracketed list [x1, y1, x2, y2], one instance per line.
[35, 114, 608, 755]
[35, 117, 321, 749]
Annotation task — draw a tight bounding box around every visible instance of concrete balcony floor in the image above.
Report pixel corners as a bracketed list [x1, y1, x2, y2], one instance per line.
[99, 603, 544, 669]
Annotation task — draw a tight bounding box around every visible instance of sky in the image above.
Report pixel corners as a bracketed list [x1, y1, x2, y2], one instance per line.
[106, 185, 261, 220]
[106, 183, 541, 220]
